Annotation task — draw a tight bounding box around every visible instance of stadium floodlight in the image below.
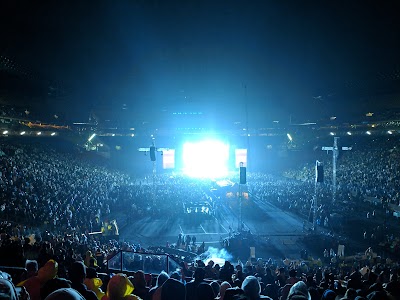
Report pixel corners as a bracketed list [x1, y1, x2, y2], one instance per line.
[388, 130, 393, 135]
[2, 130, 8, 135]
[51, 132, 56, 136]
[329, 132, 335, 136]
[366, 131, 371, 135]
[88, 133, 96, 142]
[37, 132, 42, 135]
[20, 131, 25, 135]
[347, 131, 352, 136]
[287, 133, 293, 141]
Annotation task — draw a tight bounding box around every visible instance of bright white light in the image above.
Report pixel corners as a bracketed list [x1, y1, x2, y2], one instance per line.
[37, 132, 42, 135]
[88, 133, 96, 141]
[287, 133, 293, 141]
[182, 140, 229, 178]
[20, 131, 25, 135]
[131, 134, 135, 137]
[330, 132, 335, 136]
[112, 134, 115, 137]
[366, 131, 371, 135]
[2, 130, 8, 135]
[388, 130, 393, 135]
[51, 132, 56, 136]
[347, 131, 352, 135]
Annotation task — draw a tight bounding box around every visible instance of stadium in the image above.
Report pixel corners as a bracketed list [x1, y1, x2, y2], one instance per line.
[1, 1, 400, 300]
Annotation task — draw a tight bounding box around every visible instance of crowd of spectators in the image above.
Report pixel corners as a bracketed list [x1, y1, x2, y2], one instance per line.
[247, 137, 400, 255]
[1, 137, 400, 299]
[0, 142, 131, 234]
[0, 139, 216, 231]
[114, 175, 213, 223]
[1, 229, 400, 300]
[281, 137, 400, 206]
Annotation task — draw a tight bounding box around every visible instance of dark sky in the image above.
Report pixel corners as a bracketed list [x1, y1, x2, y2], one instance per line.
[1, 0, 399, 125]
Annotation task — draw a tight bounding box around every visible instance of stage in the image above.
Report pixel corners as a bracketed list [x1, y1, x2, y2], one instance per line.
[117, 196, 308, 260]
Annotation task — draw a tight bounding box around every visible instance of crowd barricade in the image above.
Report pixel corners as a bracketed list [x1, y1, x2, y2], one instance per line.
[107, 251, 180, 275]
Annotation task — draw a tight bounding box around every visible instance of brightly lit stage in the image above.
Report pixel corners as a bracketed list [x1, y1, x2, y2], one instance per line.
[138, 138, 248, 178]
[114, 138, 306, 259]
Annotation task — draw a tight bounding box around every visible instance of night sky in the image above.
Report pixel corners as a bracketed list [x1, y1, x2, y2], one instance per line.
[1, 1, 399, 125]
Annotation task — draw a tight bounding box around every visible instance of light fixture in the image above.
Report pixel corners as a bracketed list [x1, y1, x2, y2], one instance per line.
[131, 134, 135, 137]
[347, 131, 352, 135]
[51, 132, 56, 136]
[366, 131, 371, 135]
[2, 130, 8, 135]
[37, 132, 42, 135]
[112, 134, 115, 137]
[330, 132, 335, 136]
[88, 133, 96, 142]
[287, 133, 293, 141]
[20, 131, 25, 135]
[388, 130, 393, 135]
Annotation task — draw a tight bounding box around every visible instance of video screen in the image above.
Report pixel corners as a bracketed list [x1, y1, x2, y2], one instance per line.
[162, 149, 175, 169]
[235, 149, 247, 168]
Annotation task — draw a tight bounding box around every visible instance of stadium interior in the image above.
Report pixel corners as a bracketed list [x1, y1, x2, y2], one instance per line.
[1, 1, 400, 299]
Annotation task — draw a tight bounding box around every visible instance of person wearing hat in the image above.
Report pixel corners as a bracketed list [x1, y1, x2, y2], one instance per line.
[102, 273, 141, 300]
[287, 281, 311, 300]
[18, 259, 59, 300]
[84, 267, 105, 300]
[321, 289, 336, 300]
[241, 276, 271, 300]
[149, 272, 169, 300]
